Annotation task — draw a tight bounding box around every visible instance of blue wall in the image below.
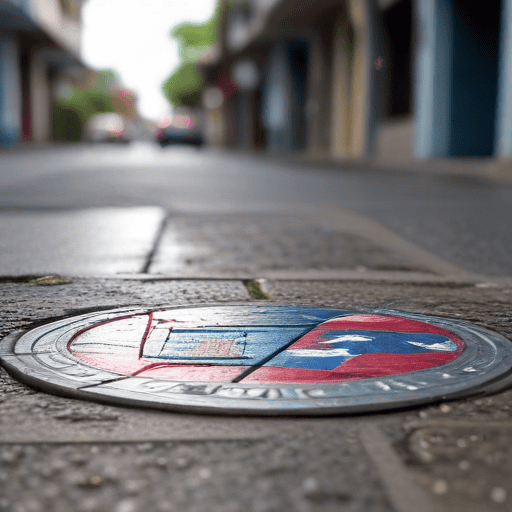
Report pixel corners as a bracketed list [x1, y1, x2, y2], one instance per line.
[262, 41, 309, 152]
[288, 40, 308, 151]
[449, 1, 500, 156]
[262, 43, 291, 151]
[0, 33, 21, 147]
[496, 0, 512, 156]
[414, 0, 453, 158]
[415, 0, 503, 158]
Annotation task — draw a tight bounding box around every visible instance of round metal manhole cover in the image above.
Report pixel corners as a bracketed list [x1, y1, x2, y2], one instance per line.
[1, 304, 512, 415]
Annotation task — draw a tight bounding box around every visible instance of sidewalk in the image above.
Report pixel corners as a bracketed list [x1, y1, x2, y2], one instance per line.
[1, 275, 512, 512]
[223, 148, 512, 185]
[3, 142, 512, 185]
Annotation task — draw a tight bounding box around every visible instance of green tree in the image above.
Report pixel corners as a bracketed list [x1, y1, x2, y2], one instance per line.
[52, 76, 115, 141]
[162, 2, 221, 108]
[162, 62, 203, 108]
[96, 69, 121, 94]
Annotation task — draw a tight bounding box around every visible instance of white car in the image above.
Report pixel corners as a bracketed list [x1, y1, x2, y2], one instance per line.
[85, 113, 130, 143]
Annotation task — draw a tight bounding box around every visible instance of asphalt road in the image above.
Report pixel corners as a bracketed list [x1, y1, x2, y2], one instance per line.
[0, 142, 510, 276]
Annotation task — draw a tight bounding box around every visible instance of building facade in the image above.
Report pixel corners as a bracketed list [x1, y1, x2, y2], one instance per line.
[202, 0, 512, 163]
[0, 0, 86, 147]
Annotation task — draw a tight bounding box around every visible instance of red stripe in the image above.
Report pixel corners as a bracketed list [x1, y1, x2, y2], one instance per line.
[242, 352, 457, 383]
[71, 352, 246, 381]
[135, 365, 246, 381]
[139, 312, 154, 358]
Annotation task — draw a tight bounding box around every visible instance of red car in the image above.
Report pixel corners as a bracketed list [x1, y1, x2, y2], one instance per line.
[156, 116, 204, 147]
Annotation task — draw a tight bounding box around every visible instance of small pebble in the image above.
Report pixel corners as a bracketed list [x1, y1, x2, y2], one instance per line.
[116, 500, 137, 512]
[175, 457, 190, 469]
[490, 487, 507, 504]
[199, 468, 212, 479]
[78, 475, 103, 489]
[458, 461, 470, 471]
[440, 404, 451, 413]
[0, 451, 17, 464]
[432, 480, 448, 495]
[303, 477, 320, 493]
[419, 451, 433, 462]
[124, 480, 147, 494]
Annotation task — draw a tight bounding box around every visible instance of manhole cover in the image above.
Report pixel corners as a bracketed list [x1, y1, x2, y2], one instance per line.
[1, 305, 511, 415]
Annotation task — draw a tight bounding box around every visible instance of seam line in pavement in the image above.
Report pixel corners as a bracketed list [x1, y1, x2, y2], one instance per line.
[0, 437, 265, 445]
[55, 272, 507, 285]
[141, 212, 171, 274]
[360, 424, 447, 512]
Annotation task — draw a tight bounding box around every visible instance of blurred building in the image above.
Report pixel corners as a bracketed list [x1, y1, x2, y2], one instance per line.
[202, 0, 512, 162]
[111, 88, 138, 121]
[0, 0, 87, 147]
[94, 69, 139, 121]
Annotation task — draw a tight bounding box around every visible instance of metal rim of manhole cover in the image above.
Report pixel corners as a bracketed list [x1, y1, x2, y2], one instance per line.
[1, 304, 512, 416]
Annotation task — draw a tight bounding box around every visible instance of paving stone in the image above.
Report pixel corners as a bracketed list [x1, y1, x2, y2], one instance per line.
[0, 423, 392, 512]
[396, 422, 512, 512]
[0, 278, 249, 341]
[262, 280, 512, 341]
[151, 213, 424, 275]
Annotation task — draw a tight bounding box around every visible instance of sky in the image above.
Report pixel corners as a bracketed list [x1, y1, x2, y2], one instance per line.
[82, 0, 217, 121]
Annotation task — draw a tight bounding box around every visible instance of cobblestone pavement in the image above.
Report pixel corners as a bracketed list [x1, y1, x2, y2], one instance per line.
[1, 277, 512, 512]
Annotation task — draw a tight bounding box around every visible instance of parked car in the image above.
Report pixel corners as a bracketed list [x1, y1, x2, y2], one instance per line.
[156, 116, 203, 147]
[85, 113, 130, 143]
